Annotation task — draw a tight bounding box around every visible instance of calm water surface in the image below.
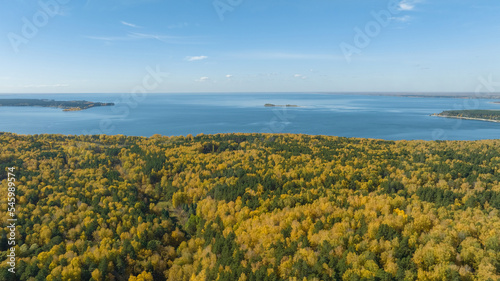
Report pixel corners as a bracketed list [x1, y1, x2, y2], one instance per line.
[1, 93, 499, 140]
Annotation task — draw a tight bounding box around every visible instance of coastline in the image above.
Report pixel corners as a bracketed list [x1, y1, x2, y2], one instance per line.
[0, 99, 114, 111]
[432, 114, 500, 123]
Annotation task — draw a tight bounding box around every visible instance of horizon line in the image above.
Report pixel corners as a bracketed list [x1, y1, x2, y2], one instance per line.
[1, 91, 500, 95]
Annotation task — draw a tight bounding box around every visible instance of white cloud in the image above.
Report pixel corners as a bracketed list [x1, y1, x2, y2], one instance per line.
[196, 77, 209, 82]
[226, 74, 233, 78]
[399, 3, 414, 11]
[121, 21, 140, 28]
[294, 74, 306, 79]
[398, 0, 421, 11]
[186, 56, 208, 62]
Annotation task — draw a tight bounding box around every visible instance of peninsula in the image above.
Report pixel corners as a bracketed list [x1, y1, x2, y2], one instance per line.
[0, 99, 114, 111]
[264, 103, 299, 107]
[432, 110, 500, 123]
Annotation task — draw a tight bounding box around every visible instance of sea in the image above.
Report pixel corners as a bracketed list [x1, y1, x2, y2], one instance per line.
[1, 93, 499, 141]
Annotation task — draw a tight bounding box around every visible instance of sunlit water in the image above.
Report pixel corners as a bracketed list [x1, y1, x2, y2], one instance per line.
[1, 93, 499, 140]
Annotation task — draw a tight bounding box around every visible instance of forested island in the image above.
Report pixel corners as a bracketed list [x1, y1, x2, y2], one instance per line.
[0, 99, 114, 111]
[1, 133, 499, 280]
[433, 110, 500, 122]
[264, 103, 299, 107]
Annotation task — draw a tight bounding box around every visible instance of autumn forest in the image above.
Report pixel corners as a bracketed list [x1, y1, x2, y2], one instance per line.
[0, 133, 499, 280]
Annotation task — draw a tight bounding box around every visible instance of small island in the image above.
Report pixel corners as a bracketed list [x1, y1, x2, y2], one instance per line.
[0, 99, 114, 111]
[264, 103, 299, 107]
[432, 110, 500, 123]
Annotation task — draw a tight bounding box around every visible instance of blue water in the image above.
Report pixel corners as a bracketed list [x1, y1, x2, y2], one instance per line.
[1, 93, 499, 140]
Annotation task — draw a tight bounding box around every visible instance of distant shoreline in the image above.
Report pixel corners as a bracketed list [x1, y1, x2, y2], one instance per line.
[432, 114, 500, 123]
[0, 99, 114, 111]
[264, 103, 300, 107]
[2, 92, 500, 99]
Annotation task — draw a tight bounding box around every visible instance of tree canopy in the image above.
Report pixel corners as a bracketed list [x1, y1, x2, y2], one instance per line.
[0, 132, 499, 280]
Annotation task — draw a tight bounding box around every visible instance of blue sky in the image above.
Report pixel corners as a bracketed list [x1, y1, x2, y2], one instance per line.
[1, 0, 499, 93]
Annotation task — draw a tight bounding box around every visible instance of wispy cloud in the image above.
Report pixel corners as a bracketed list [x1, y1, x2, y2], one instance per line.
[294, 74, 306, 79]
[226, 74, 233, 78]
[196, 77, 209, 82]
[121, 21, 140, 28]
[186, 56, 208, 62]
[129, 32, 175, 42]
[229, 52, 342, 60]
[399, 3, 414, 11]
[391, 15, 412, 22]
[85, 32, 202, 44]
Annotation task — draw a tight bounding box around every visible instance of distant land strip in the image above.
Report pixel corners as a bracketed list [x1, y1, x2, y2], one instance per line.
[432, 110, 500, 123]
[264, 103, 299, 107]
[0, 99, 114, 111]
